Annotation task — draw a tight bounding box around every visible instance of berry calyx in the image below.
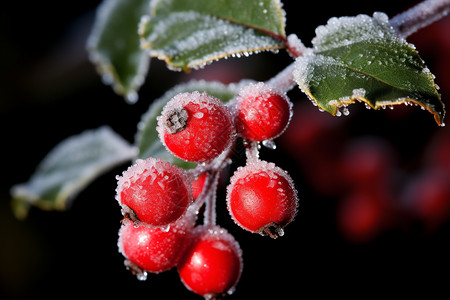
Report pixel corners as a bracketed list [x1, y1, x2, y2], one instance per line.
[116, 158, 192, 227]
[118, 217, 194, 276]
[235, 82, 292, 142]
[157, 91, 234, 163]
[226, 160, 298, 238]
[178, 225, 243, 298]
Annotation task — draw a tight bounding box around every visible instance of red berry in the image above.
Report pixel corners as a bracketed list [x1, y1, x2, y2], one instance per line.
[424, 127, 450, 170]
[337, 187, 387, 244]
[116, 158, 192, 227]
[178, 225, 243, 298]
[226, 160, 298, 238]
[192, 172, 208, 200]
[118, 217, 194, 276]
[279, 102, 346, 196]
[339, 137, 395, 187]
[401, 170, 450, 229]
[157, 91, 234, 162]
[235, 82, 292, 142]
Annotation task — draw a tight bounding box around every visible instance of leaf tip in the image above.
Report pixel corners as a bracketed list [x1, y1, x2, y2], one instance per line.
[11, 195, 30, 220]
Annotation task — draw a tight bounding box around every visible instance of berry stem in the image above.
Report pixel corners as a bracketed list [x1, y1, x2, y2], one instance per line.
[266, 62, 296, 94]
[190, 147, 234, 226]
[286, 34, 307, 58]
[389, 0, 450, 38]
[203, 170, 220, 227]
[244, 141, 260, 164]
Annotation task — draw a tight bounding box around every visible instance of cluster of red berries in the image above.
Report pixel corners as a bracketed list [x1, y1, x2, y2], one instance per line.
[115, 82, 298, 298]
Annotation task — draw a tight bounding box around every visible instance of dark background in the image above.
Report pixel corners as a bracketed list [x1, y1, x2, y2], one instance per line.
[1, 0, 450, 298]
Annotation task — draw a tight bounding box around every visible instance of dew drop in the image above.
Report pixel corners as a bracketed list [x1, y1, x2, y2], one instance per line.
[160, 224, 171, 232]
[124, 259, 148, 281]
[136, 272, 148, 281]
[101, 73, 114, 85]
[227, 286, 237, 296]
[194, 112, 204, 119]
[262, 139, 277, 150]
[125, 91, 139, 104]
[342, 106, 350, 116]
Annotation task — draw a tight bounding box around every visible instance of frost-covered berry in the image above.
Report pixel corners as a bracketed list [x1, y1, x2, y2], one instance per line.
[178, 225, 243, 298]
[234, 82, 292, 142]
[157, 91, 234, 163]
[226, 160, 298, 238]
[118, 217, 194, 276]
[116, 158, 192, 227]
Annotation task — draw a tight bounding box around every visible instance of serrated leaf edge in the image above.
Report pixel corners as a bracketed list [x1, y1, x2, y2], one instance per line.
[299, 83, 444, 125]
[294, 51, 445, 125]
[138, 11, 285, 72]
[149, 0, 287, 37]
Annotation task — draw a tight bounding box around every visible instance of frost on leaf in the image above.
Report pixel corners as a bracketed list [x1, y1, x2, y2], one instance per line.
[11, 127, 137, 219]
[87, 0, 150, 102]
[139, 0, 286, 71]
[293, 12, 445, 125]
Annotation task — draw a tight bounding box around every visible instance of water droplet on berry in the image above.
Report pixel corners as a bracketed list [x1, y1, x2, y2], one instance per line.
[124, 259, 148, 281]
[194, 112, 204, 119]
[227, 286, 237, 296]
[262, 139, 277, 150]
[136, 272, 148, 281]
[160, 224, 171, 232]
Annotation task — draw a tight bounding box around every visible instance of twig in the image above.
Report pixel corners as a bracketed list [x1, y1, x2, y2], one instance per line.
[266, 62, 296, 94]
[268, 0, 450, 95]
[390, 0, 450, 38]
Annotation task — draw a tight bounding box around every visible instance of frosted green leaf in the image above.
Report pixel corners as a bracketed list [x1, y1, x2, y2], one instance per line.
[11, 127, 137, 219]
[294, 12, 445, 125]
[139, 0, 286, 71]
[88, 0, 150, 102]
[135, 80, 241, 169]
